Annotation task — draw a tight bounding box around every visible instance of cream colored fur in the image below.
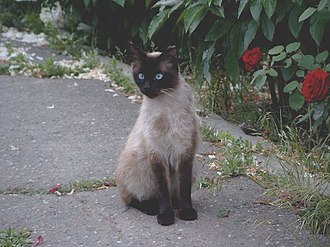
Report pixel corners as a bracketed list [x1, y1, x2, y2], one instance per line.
[115, 73, 200, 204]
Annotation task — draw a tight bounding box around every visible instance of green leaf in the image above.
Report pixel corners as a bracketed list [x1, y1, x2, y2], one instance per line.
[203, 44, 216, 62]
[209, 5, 225, 17]
[286, 42, 300, 53]
[289, 6, 304, 38]
[313, 103, 325, 121]
[250, 0, 262, 24]
[145, 0, 153, 8]
[262, 0, 277, 19]
[253, 69, 266, 77]
[297, 111, 311, 124]
[153, 0, 182, 7]
[113, 0, 125, 7]
[297, 83, 302, 93]
[310, 12, 327, 46]
[243, 20, 258, 51]
[261, 17, 275, 41]
[266, 68, 278, 77]
[183, 5, 206, 34]
[205, 19, 234, 41]
[289, 92, 305, 111]
[298, 7, 316, 22]
[225, 49, 240, 82]
[283, 80, 299, 93]
[268, 45, 284, 55]
[292, 53, 303, 61]
[318, 0, 328, 11]
[298, 55, 315, 70]
[275, 1, 293, 24]
[83, 0, 90, 8]
[296, 70, 305, 78]
[254, 74, 267, 90]
[188, 7, 207, 34]
[229, 23, 242, 57]
[315, 51, 329, 63]
[284, 58, 292, 68]
[282, 67, 295, 81]
[238, 0, 249, 18]
[272, 52, 286, 62]
[326, 63, 330, 72]
[148, 8, 171, 39]
[214, 0, 224, 7]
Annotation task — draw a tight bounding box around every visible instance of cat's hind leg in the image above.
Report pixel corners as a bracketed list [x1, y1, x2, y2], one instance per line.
[117, 180, 159, 215]
[129, 198, 159, 215]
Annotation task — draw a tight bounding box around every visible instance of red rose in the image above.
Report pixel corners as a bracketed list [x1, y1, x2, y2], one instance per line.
[302, 68, 330, 103]
[242, 47, 263, 72]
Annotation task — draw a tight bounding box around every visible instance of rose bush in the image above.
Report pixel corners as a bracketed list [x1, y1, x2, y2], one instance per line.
[242, 47, 263, 72]
[302, 68, 330, 103]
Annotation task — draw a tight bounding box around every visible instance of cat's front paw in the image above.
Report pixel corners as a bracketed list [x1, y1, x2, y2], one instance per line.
[157, 209, 175, 226]
[178, 208, 197, 221]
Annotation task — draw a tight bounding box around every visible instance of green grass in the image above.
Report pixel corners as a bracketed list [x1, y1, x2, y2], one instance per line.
[200, 124, 221, 143]
[59, 177, 116, 194]
[43, 23, 85, 59]
[201, 124, 330, 235]
[201, 126, 259, 178]
[0, 227, 32, 247]
[0, 48, 105, 79]
[34, 58, 74, 78]
[108, 58, 136, 94]
[0, 177, 116, 196]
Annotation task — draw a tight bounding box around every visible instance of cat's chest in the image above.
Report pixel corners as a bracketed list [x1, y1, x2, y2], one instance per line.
[144, 107, 195, 148]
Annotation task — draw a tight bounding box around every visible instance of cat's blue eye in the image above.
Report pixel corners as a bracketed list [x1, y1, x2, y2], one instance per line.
[155, 73, 163, 80]
[138, 73, 145, 80]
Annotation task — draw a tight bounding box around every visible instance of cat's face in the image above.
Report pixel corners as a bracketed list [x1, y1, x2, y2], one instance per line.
[130, 44, 179, 99]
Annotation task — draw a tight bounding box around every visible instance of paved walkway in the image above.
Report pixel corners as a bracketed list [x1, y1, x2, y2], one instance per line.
[0, 40, 329, 246]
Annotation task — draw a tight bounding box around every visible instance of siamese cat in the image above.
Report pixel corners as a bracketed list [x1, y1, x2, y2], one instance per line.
[115, 43, 200, 226]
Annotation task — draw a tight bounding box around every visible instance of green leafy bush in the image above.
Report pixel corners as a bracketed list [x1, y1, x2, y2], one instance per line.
[149, 0, 330, 82]
[249, 43, 330, 140]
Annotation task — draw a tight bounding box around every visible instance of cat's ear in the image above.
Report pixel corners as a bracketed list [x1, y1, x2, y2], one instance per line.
[160, 45, 178, 66]
[162, 45, 177, 59]
[129, 42, 145, 62]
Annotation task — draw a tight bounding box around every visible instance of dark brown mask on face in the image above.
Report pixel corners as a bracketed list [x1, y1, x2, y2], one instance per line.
[130, 43, 179, 99]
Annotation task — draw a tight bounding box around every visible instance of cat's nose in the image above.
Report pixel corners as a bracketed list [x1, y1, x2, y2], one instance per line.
[143, 81, 151, 90]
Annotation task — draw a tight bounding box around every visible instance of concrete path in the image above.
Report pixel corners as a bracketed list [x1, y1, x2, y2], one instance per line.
[0, 75, 329, 247]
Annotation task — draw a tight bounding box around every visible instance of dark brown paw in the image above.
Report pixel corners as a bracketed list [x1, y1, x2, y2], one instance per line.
[157, 210, 175, 226]
[178, 208, 197, 221]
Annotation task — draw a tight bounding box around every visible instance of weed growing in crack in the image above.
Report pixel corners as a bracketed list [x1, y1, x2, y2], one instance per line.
[0, 177, 116, 196]
[200, 124, 221, 143]
[59, 177, 116, 194]
[0, 227, 32, 247]
[201, 124, 330, 234]
[265, 160, 330, 235]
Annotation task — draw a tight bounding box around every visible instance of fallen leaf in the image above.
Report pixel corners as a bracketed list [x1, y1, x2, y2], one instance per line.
[34, 235, 44, 246]
[49, 183, 61, 193]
